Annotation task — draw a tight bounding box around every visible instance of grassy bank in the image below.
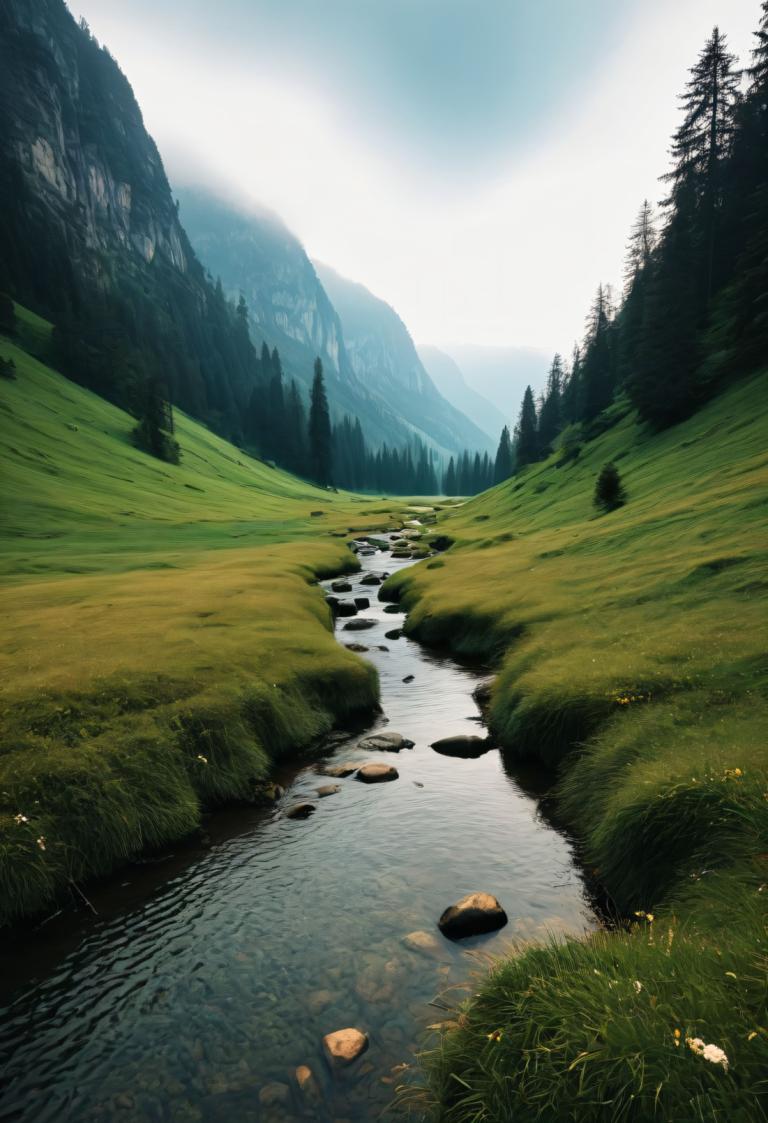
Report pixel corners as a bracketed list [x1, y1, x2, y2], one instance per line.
[0, 308, 396, 924]
[384, 378, 768, 1120]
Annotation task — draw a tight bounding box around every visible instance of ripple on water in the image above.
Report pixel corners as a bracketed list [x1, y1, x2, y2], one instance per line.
[0, 534, 594, 1122]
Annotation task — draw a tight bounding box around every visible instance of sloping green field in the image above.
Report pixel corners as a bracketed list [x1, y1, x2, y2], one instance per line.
[0, 309, 393, 923]
[385, 379, 768, 1120]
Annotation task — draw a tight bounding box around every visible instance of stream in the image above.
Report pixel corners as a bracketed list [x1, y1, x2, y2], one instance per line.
[0, 533, 595, 1122]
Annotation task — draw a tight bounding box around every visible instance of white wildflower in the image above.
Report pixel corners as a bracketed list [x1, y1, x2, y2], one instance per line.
[36, 836, 46, 851]
[634, 980, 643, 993]
[14, 813, 29, 825]
[686, 1037, 729, 1071]
[196, 754, 208, 764]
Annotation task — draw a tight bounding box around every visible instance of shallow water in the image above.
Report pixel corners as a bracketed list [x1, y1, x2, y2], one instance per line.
[0, 536, 594, 1122]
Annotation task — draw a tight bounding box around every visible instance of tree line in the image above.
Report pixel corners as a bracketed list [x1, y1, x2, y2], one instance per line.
[503, 9, 768, 472]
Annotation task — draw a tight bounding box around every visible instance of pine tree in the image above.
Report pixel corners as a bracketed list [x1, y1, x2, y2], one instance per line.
[618, 202, 656, 386]
[284, 379, 307, 476]
[132, 376, 180, 463]
[308, 358, 333, 486]
[514, 386, 539, 467]
[594, 462, 626, 513]
[580, 285, 615, 422]
[494, 425, 514, 483]
[537, 354, 564, 450]
[444, 456, 457, 495]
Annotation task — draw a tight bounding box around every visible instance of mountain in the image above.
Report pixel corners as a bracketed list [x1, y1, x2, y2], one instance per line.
[444, 344, 551, 421]
[0, 0, 265, 442]
[417, 345, 508, 443]
[179, 190, 490, 457]
[315, 264, 494, 456]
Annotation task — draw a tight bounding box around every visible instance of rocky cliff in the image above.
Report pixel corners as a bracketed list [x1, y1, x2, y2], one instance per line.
[0, 0, 261, 438]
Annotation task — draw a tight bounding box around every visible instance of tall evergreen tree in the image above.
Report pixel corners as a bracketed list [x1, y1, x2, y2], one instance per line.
[618, 202, 656, 386]
[494, 425, 514, 483]
[444, 456, 457, 495]
[537, 354, 564, 450]
[308, 358, 333, 486]
[514, 386, 539, 467]
[580, 285, 615, 422]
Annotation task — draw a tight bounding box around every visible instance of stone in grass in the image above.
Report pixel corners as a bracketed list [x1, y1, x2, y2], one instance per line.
[343, 618, 376, 631]
[357, 731, 414, 753]
[438, 893, 508, 940]
[285, 802, 316, 819]
[356, 762, 399, 783]
[322, 1028, 369, 1067]
[316, 784, 341, 797]
[430, 735, 492, 759]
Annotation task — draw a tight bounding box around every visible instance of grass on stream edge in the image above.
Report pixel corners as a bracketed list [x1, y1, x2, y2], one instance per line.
[384, 375, 768, 1121]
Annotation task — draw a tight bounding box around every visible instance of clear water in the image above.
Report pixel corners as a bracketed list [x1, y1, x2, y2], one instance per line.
[0, 537, 594, 1122]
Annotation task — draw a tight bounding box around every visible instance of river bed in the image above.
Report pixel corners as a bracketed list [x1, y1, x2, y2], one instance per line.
[0, 534, 594, 1122]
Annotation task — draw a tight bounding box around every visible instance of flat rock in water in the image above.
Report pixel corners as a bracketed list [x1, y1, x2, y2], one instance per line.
[321, 762, 358, 778]
[383, 604, 403, 614]
[359, 574, 382, 586]
[356, 762, 399, 783]
[357, 731, 414, 753]
[285, 802, 316, 820]
[384, 628, 403, 640]
[438, 892, 508, 940]
[403, 930, 443, 958]
[430, 735, 491, 759]
[403, 674, 414, 683]
[344, 642, 369, 652]
[343, 618, 376, 631]
[331, 579, 352, 593]
[322, 1027, 369, 1066]
[259, 1082, 290, 1107]
[316, 784, 341, 797]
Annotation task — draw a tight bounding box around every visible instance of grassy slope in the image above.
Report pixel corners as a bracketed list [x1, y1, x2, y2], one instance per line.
[0, 307, 397, 923]
[384, 383, 768, 1120]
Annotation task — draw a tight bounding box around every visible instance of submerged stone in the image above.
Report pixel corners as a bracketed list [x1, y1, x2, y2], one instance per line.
[320, 762, 358, 778]
[357, 731, 414, 753]
[403, 930, 443, 959]
[322, 1028, 369, 1066]
[430, 735, 492, 759]
[316, 784, 341, 797]
[356, 762, 399, 783]
[438, 892, 508, 940]
[285, 802, 316, 820]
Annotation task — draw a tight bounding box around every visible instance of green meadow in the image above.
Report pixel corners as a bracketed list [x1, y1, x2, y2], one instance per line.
[384, 378, 768, 1120]
[0, 308, 395, 923]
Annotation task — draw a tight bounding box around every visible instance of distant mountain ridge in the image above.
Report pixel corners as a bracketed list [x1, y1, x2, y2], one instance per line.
[315, 263, 494, 456]
[417, 345, 508, 443]
[444, 344, 551, 421]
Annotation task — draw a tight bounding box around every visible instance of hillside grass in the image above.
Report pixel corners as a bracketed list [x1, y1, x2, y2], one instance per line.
[0, 307, 400, 923]
[384, 378, 768, 1121]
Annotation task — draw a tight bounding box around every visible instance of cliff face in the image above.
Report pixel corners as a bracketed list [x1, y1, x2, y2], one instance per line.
[0, 0, 189, 289]
[0, 0, 261, 439]
[316, 263, 495, 456]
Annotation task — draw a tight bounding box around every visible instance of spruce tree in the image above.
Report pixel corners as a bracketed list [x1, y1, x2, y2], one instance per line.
[132, 376, 180, 464]
[580, 285, 615, 422]
[594, 462, 626, 513]
[514, 386, 539, 467]
[494, 425, 514, 483]
[444, 456, 457, 495]
[537, 354, 564, 450]
[308, 358, 333, 486]
[618, 202, 656, 386]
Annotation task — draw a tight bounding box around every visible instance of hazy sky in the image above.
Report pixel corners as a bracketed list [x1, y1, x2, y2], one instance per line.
[71, 0, 760, 358]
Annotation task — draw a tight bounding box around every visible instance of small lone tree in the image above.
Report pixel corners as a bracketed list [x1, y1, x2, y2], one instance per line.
[132, 377, 180, 464]
[594, 462, 626, 512]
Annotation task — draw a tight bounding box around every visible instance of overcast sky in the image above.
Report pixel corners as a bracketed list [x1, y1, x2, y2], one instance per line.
[71, 0, 760, 358]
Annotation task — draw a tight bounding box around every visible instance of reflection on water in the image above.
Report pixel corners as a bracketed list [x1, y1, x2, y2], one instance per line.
[0, 537, 594, 1121]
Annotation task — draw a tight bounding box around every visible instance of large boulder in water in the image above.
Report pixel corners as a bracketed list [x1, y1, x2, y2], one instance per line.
[360, 574, 382, 586]
[438, 892, 508, 939]
[430, 735, 492, 759]
[335, 601, 357, 617]
[357, 731, 414, 753]
[343, 618, 376, 631]
[356, 762, 399, 783]
[354, 596, 370, 610]
[331, 579, 352, 593]
[322, 1027, 369, 1066]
